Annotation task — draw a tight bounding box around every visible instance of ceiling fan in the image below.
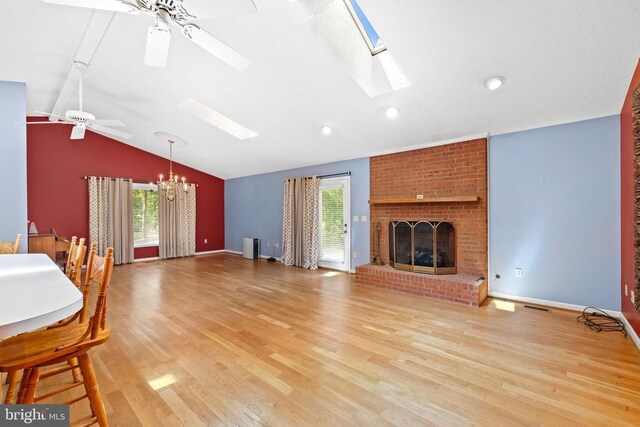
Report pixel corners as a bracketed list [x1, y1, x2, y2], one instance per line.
[27, 62, 133, 140]
[41, 0, 255, 70]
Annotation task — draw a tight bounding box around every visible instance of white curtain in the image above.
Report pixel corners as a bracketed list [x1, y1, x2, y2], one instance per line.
[159, 184, 196, 259]
[281, 176, 320, 270]
[88, 176, 134, 265]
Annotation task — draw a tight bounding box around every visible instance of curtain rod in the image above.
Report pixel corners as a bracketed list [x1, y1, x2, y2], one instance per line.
[83, 176, 198, 187]
[284, 171, 351, 182]
[83, 176, 132, 181]
[320, 171, 351, 179]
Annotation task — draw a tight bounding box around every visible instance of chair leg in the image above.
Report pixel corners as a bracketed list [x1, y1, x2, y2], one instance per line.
[21, 368, 39, 404]
[4, 371, 20, 404]
[16, 368, 32, 404]
[78, 354, 108, 426]
[69, 358, 82, 383]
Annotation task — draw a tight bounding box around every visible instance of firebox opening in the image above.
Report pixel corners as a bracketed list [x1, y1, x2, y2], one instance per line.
[389, 221, 456, 275]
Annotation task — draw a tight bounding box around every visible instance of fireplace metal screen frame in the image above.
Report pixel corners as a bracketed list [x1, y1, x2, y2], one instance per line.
[389, 220, 457, 275]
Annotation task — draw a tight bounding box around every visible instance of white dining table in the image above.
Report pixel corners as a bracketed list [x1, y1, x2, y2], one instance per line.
[0, 254, 83, 339]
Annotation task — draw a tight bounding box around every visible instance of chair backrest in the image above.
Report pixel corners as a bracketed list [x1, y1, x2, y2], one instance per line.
[64, 236, 78, 277]
[0, 234, 21, 254]
[81, 244, 114, 338]
[68, 238, 87, 289]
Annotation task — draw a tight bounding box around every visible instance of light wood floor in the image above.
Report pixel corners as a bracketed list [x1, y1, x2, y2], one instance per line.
[8, 254, 640, 426]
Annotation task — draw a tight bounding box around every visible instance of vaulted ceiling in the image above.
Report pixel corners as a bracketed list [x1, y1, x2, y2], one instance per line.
[2, 0, 639, 178]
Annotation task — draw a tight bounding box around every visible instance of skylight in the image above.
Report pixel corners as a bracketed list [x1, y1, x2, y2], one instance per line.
[344, 0, 386, 55]
[178, 98, 258, 140]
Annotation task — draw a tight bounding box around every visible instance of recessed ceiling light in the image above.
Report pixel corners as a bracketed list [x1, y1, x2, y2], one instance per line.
[321, 126, 332, 135]
[385, 107, 399, 119]
[484, 76, 505, 90]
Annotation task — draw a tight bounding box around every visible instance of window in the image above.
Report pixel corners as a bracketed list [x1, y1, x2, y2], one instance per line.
[344, 0, 386, 55]
[320, 187, 345, 262]
[133, 183, 159, 247]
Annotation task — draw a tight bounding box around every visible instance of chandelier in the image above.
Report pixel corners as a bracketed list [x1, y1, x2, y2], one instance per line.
[158, 139, 188, 201]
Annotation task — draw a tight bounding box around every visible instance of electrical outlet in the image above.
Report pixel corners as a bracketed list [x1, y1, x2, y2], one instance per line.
[625, 284, 629, 296]
[204, 238, 208, 244]
[416, 194, 424, 199]
[353, 215, 359, 222]
[515, 268, 523, 278]
[353, 251, 357, 258]
[361, 215, 368, 222]
[274, 242, 280, 248]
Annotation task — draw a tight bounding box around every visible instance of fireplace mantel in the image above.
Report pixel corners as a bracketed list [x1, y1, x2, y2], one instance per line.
[369, 196, 479, 204]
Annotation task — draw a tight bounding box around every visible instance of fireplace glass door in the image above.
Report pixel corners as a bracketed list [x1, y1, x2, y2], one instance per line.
[389, 220, 456, 275]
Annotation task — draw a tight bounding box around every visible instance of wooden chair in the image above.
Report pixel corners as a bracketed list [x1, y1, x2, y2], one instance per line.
[64, 236, 79, 278]
[0, 233, 21, 254]
[0, 244, 114, 426]
[2, 237, 88, 398]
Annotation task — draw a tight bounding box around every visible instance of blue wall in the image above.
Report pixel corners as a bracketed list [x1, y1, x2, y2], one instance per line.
[0, 81, 27, 252]
[225, 158, 370, 269]
[489, 115, 620, 310]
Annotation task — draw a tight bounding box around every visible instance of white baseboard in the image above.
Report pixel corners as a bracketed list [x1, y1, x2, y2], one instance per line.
[619, 314, 640, 353]
[133, 249, 225, 263]
[195, 250, 226, 256]
[488, 291, 621, 317]
[489, 291, 639, 352]
[223, 249, 281, 261]
[133, 257, 160, 263]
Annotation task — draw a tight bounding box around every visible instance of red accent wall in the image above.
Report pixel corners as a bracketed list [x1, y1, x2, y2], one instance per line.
[27, 118, 224, 259]
[621, 60, 640, 335]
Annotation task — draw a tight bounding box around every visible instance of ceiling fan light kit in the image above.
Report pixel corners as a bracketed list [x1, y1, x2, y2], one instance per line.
[145, 9, 172, 67]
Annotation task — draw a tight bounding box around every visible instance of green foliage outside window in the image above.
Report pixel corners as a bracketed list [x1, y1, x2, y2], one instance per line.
[133, 189, 159, 244]
[321, 188, 344, 261]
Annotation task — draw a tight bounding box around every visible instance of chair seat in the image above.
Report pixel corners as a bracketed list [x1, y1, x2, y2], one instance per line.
[0, 323, 109, 372]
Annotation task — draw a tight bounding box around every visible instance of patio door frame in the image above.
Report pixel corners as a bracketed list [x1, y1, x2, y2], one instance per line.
[318, 176, 351, 272]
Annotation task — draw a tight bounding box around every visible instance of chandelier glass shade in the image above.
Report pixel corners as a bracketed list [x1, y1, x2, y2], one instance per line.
[158, 139, 188, 202]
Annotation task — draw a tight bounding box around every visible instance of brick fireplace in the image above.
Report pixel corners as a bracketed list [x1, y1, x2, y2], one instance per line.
[356, 138, 488, 306]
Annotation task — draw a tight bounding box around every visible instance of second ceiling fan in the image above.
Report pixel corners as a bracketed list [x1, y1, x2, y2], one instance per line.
[41, 0, 255, 70]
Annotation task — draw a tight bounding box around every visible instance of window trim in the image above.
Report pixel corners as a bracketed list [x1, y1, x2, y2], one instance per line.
[343, 0, 387, 56]
[133, 183, 160, 248]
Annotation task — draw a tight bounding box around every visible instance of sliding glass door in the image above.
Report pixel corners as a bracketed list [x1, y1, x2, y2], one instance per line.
[318, 176, 350, 272]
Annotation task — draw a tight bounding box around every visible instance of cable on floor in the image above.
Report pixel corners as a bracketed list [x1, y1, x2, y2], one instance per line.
[577, 307, 627, 337]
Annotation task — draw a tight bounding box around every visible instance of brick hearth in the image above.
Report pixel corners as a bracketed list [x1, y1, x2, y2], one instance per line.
[356, 264, 487, 306]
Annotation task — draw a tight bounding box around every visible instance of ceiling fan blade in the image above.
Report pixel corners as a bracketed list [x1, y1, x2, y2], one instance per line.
[92, 119, 127, 127]
[34, 110, 70, 122]
[144, 25, 171, 67]
[182, 24, 250, 71]
[70, 124, 86, 140]
[180, 0, 256, 19]
[89, 124, 134, 140]
[18, 121, 65, 125]
[40, 0, 140, 14]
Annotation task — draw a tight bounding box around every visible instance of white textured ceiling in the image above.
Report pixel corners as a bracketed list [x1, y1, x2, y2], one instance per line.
[1, 0, 639, 179]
